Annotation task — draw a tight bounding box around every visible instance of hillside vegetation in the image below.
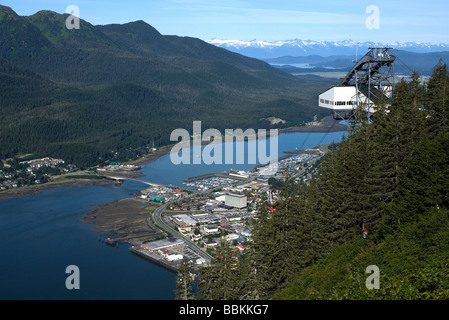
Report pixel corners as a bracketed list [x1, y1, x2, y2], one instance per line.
[0, 5, 331, 168]
[176, 63, 449, 300]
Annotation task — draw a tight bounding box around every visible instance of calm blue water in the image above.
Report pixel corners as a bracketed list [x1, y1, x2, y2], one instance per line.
[137, 131, 347, 187]
[0, 184, 178, 300]
[0, 131, 346, 300]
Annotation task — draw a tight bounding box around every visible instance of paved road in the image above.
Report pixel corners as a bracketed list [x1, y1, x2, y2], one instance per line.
[152, 202, 212, 262]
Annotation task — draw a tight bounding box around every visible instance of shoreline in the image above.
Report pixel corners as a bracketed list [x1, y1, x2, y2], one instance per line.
[0, 119, 347, 200]
[0, 178, 114, 200]
[132, 117, 347, 165]
[81, 197, 166, 244]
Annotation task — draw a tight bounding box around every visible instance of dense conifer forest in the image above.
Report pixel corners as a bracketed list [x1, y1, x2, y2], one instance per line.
[175, 63, 449, 300]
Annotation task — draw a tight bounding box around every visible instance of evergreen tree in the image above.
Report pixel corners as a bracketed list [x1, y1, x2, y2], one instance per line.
[245, 181, 311, 298]
[196, 241, 244, 300]
[174, 258, 195, 300]
[359, 77, 425, 234]
[425, 60, 449, 135]
[409, 70, 426, 109]
[379, 132, 449, 235]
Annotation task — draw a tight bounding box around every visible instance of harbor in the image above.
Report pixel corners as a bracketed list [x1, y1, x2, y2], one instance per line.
[0, 130, 347, 299]
[183, 172, 249, 191]
[80, 138, 339, 275]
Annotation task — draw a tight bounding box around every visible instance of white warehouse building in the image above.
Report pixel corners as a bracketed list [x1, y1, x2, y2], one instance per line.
[225, 193, 247, 209]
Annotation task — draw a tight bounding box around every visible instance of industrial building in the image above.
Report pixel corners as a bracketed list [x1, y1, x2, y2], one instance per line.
[141, 238, 184, 252]
[172, 214, 198, 227]
[225, 193, 247, 209]
[203, 225, 220, 234]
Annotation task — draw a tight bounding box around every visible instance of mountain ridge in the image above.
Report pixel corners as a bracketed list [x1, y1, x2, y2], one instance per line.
[0, 6, 295, 86]
[0, 6, 333, 168]
[207, 38, 449, 59]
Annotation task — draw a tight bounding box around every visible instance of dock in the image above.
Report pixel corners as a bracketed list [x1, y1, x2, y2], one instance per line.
[129, 245, 180, 273]
[184, 172, 247, 183]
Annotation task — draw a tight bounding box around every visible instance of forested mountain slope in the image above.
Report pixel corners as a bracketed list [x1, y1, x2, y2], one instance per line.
[0, 5, 331, 167]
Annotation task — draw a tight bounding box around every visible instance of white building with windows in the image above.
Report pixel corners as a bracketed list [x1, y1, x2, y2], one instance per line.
[319, 86, 367, 111]
[319, 85, 392, 118]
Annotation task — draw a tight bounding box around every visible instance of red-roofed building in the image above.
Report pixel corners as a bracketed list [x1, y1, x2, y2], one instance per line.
[236, 243, 244, 251]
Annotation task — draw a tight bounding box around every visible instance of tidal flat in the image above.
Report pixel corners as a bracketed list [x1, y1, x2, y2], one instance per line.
[81, 198, 165, 245]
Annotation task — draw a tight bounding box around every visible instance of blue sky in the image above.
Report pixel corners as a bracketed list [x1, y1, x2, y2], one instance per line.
[2, 0, 449, 43]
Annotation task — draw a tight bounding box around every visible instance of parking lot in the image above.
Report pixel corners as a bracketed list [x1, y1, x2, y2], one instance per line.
[167, 243, 202, 262]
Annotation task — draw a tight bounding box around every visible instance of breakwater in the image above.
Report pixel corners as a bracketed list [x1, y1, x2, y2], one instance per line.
[130, 246, 179, 273]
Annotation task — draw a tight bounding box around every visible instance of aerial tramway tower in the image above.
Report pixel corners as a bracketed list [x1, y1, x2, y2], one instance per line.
[318, 47, 396, 121]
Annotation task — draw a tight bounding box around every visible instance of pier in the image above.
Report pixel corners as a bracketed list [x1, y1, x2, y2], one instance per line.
[184, 172, 247, 183]
[130, 246, 180, 273]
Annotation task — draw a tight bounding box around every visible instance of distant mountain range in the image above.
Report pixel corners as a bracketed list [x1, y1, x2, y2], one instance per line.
[263, 50, 449, 76]
[207, 39, 449, 76]
[207, 39, 449, 59]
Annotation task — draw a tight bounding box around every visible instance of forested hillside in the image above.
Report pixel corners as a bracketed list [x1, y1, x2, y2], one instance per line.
[0, 6, 331, 168]
[176, 62, 449, 300]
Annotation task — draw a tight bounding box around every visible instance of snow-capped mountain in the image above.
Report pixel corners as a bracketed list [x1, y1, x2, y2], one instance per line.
[207, 39, 449, 59]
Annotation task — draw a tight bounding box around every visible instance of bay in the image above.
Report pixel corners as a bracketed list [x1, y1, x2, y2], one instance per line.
[0, 130, 346, 300]
[134, 130, 347, 188]
[0, 184, 177, 300]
